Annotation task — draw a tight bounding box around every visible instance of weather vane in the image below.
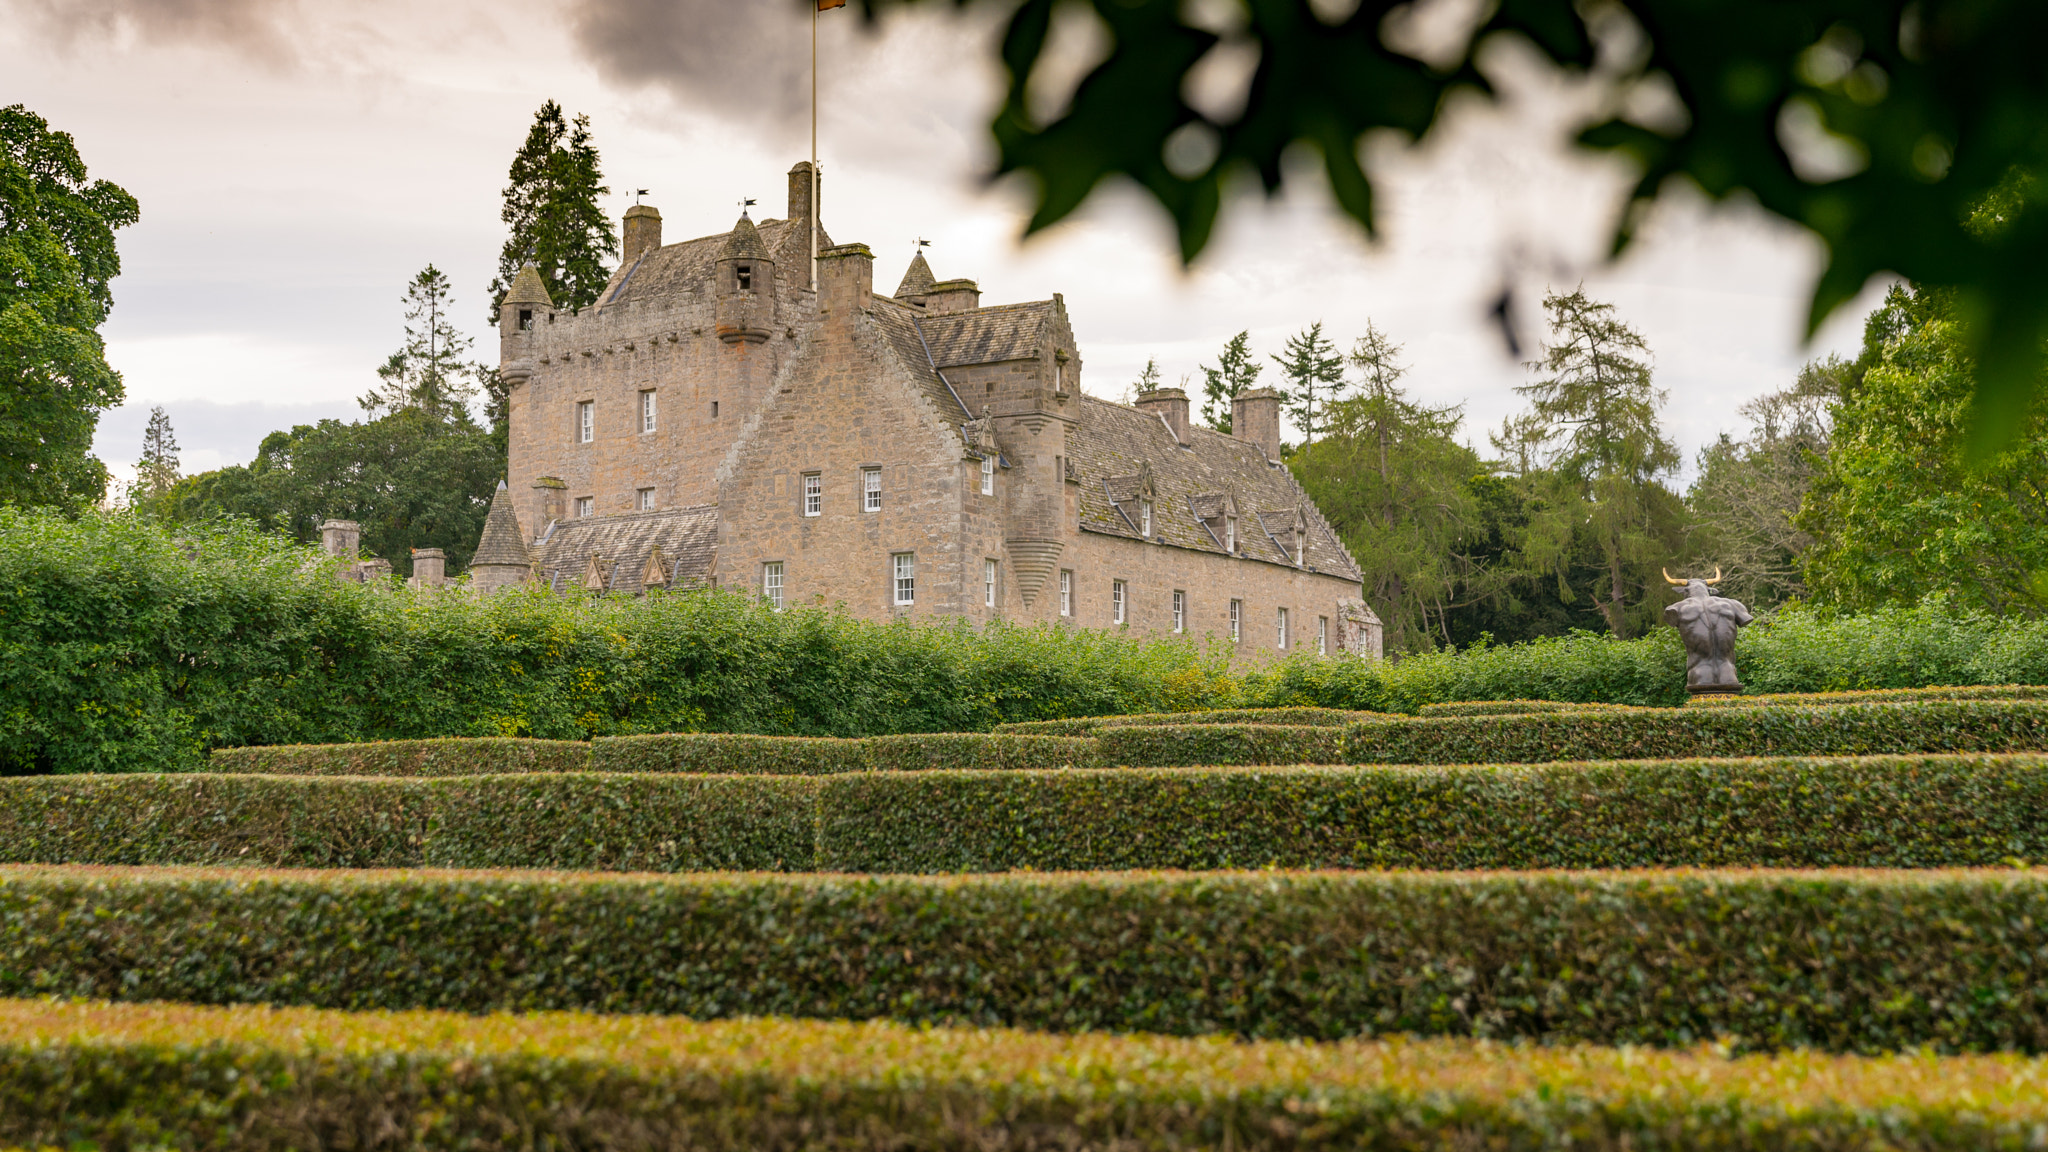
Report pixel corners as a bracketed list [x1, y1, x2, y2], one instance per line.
[740, 197, 757, 212]
[915, 237, 931, 254]
[635, 188, 650, 204]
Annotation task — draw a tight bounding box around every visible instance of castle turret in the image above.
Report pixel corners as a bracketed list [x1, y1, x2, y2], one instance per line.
[895, 251, 935, 303]
[497, 262, 554, 390]
[715, 213, 775, 345]
[470, 480, 533, 594]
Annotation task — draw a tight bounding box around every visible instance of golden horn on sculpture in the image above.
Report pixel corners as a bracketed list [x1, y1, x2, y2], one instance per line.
[1703, 566, 1723, 586]
[1661, 568, 1686, 585]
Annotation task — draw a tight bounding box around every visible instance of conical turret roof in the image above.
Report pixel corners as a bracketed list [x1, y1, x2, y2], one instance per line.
[896, 251, 936, 298]
[471, 480, 533, 570]
[501, 263, 554, 308]
[723, 214, 771, 261]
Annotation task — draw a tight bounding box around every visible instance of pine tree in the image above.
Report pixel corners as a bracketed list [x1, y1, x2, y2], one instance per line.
[1270, 322, 1344, 446]
[488, 101, 615, 321]
[132, 405, 179, 504]
[1126, 357, 1162, 404]
[1198, 330, 1262, 432]
[1512, 287, 1682, 638]
[362, 265, 480, 422]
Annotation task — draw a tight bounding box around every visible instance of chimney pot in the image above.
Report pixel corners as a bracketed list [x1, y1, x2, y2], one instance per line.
[1136, 387, 1192, 445]
[1232, 388, 1283, 461]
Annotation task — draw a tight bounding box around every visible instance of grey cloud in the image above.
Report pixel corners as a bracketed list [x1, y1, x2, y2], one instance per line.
[6, 0, 302, 62]
[572, 0, 830, 134]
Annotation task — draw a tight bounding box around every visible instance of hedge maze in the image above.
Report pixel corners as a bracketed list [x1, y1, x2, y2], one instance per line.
[9, 691, 2048, 1146]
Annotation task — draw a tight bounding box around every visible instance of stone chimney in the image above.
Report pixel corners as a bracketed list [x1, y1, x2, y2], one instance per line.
[818, 242, 873, 320]
[924, 278, 980, 315]
[622, 204, 662, 262]
[1136, 387, 1191, 445]
[1232, 387, 1283, 462]
[532, 476, 566, 529]
[787, 160, 820, 223]
[319, 519, 361, 559]
[411, 547, 447, 587]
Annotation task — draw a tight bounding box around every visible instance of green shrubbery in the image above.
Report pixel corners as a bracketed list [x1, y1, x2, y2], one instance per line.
[7, 999, 2046, 1151]
[210, 737, 590, 776]
[8, 865, 2048, 1051]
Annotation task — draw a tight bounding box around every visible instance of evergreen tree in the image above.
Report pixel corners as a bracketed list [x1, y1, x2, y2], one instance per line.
[488, 101, 615, 321]
[0, 105, 139, 510]
[131, 405, 179, 508]
[362, 265, 480, 422]
[1270, 322, 1344, 446]
[1509, 288, 1684, 638]
[1126, 357, 1162, 404]
[1198, 330, 1262, 432]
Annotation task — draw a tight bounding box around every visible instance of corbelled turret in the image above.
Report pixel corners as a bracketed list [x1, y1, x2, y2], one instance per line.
[715, 213, 775, 344]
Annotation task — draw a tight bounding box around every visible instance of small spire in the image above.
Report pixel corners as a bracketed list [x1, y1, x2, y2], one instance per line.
[896, 250, 936, 299]
[501, 263, 553, 308]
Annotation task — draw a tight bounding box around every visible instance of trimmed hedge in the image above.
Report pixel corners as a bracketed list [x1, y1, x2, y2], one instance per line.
[1418, 699, 1635, 717]
[0, 773, 815, 871]
[588, 732, 867, 775]
[812, 754, 2048, 872]
[1340, 700, 2048, 766]
[9, 865, 2048, 1051]
[6, 1000, 2048, 1152]
[997, 707, 1393, 735]
[1687, 684, 2048, 708]
[1096, 723, 1350, 766]
[207, 736, 591, 776]
[861, 733, 1100, 772]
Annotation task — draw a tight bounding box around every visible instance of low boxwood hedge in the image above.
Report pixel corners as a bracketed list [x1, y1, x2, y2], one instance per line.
[6, 865, 2048, 1052]
[861, 733, 1099, 771]
[588, 732, 867, 775]
[0, 773, 816, 871]
[207, 737, 591, 776]
[5, 999, 2045, 1151]
[1095, 723, 1349, 766]
[812, 754, 2048, 872]
[1418, 700, 1636, 718]
[1687, 684, 2048, 708]
[997, 707, 1391, 735]
[1340, 700, 2048, 765]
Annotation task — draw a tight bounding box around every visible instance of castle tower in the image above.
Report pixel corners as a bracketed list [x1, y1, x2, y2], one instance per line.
[714, 213, 776, 345]
[470, 480, 533, 593]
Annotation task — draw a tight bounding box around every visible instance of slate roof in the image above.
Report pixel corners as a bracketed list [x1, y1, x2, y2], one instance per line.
[501, 263, 553, 308]
[869, 295, 978, 427]
[1068, 396, 1363, 581]
[916, 301, 1052, 368]
[595, 217, 830, 310]
[531, 504, 720, 595]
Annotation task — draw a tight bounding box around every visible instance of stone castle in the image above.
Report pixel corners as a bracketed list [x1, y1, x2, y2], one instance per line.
[466, 161, 1381, 658]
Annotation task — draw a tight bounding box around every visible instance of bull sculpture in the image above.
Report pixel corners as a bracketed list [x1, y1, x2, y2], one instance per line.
[1662, 567, 1754, 694]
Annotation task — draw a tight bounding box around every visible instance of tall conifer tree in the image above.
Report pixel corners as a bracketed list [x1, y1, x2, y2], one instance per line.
[133, 406, 179, 501]
[488, 101, 615, 323]
[1198, 330, 1261, 432]
[1270, 322, 1344, 447]
[363, 265, 480, 422]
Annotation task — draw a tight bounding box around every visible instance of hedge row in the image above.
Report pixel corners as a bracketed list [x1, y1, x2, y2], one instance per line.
[1687, 684, 2048, 708]
[15, 755, 2048, 873]
[996, 707, 1391, 735]
[1417, 699, 1635, 717]
[8, 865, 2048, 1051]
[7, 999, 2048, 1152]
[210, 732, 1098, 776]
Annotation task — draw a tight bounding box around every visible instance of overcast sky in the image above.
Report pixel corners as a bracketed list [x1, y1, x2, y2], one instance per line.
[4, 0, 1890, 490]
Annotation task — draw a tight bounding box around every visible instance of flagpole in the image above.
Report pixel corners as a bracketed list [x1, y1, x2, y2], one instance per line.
[810, 0, 819, 294]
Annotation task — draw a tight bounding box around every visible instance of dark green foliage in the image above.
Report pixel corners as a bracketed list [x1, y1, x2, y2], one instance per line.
[814, 755, 2048, 873]
[0, 773, 814, 870]
[1096, 723, 1348, 766]
[861, 734, 1100, 772]
[1690, 685, 2048, 708]
[1418, 699, 1632, 717]
[490, 100, 614, 320]
[210, 737, 590, 776]
[1343, 701, 2048, 765]
[589, 733, 866, 775]
[916, 0, 2048, 448]
[997, 707, 1389, 734]
[10, 865, 2048, 1051]
[0, 104, 138, 509]
[1196, 329, 1259, 432]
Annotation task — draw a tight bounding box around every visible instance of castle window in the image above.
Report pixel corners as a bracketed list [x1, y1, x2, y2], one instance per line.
[711, 401, 719, 418]
[577, 401, 593, 444]
[737, 264, 752, 291]
[1140, 500, 1153, 537]
[640, 390, 657, 433]
[863, 468, 882, 512]
[803, 473, 822, 516]
[1172, 590, 1186, 633]
[1276, 607, 1289, 649]
[893, 553, 916, 605]
[980, 456, 995, 496]
[1230, 599, 1242, 643]
[1112, 580, 1127, 625]
[763, 561, 784, 609]
[1318, 616, 1329, 656]
[1059, 570, 1072, 617]
[636, 487, 655, 511]
[575, 496, 594, 518]
[518, 309, 533, 331]
[984, 559, 998, 608]
[1225, 516, 1237, 552]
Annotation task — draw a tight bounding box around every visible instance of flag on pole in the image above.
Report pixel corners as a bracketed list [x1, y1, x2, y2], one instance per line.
[818, 0, 844, 9]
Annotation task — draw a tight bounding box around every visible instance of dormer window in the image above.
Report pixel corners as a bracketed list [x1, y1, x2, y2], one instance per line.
[736, 264, 752, 291]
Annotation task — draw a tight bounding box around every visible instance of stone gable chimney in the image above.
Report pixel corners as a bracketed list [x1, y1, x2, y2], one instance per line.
[1232, 387, 1283, 462]
[787, 161, 820, 223]
[622, 204, 661, 262]
[924, 278, 980, 314]
[1136, 387, 1191, 445]
[818, 242, 873, 319]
